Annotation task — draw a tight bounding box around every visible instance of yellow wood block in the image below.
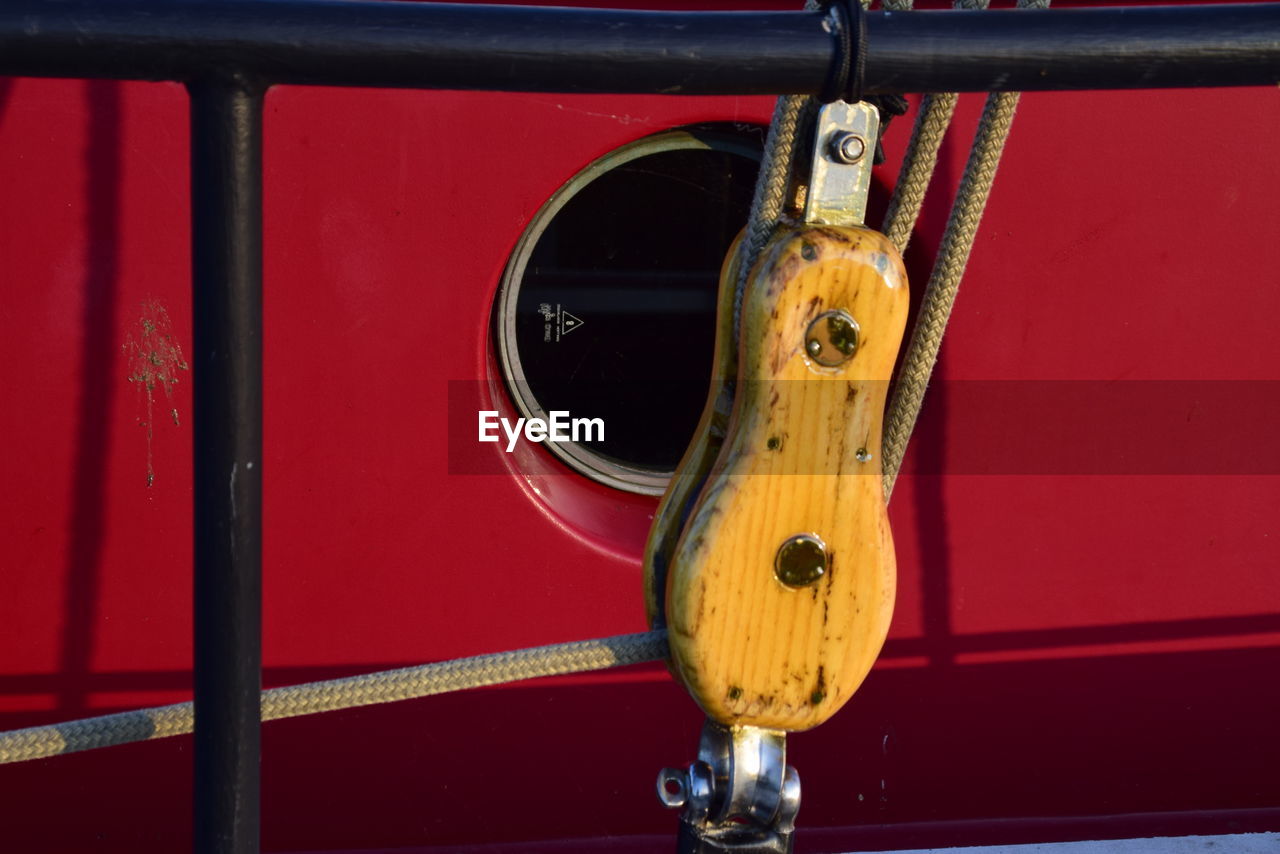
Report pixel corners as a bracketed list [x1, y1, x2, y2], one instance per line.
[643, 232, 743, 628]
[665, 225, 908, 731]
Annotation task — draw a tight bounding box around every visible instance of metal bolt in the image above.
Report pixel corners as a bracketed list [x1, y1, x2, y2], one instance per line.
[831, 132, 867, 165]
[775, 534, 828, 588]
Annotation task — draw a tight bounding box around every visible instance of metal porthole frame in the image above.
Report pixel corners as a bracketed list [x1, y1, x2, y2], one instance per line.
[494, 126, 762, 495]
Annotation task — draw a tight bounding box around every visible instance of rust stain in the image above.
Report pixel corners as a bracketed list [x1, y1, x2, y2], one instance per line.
[123, 299, 188, 486]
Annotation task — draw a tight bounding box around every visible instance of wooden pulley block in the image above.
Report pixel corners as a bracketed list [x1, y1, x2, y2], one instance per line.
[646, 101, 909, 733]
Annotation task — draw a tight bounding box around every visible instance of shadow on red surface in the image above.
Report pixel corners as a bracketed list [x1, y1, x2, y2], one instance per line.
[1, 642, 1277, 851]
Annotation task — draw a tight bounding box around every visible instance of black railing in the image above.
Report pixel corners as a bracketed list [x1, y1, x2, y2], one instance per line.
[189, 80, 265, 854]
[3, 2, 1279, 853]
[2, 2, 1280, 92]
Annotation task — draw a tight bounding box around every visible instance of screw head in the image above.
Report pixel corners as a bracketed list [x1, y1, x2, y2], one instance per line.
[831, 132, 867, 165]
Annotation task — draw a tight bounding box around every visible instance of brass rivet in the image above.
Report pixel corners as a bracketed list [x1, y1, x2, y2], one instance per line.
[805, 309, 859, 367]
[775, 534, 828, 588]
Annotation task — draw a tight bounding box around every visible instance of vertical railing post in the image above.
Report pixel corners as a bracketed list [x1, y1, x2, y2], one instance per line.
[189, 77, 264, 854]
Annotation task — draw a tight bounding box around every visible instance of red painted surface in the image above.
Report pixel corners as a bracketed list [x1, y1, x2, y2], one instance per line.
[1, 10, 1279, 853]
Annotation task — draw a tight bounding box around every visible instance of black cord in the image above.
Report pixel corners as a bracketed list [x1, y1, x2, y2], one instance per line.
[818, 0, 907, 163]
[818, 0, 850, 104]
[866, 93, 909, 164]
[818, 0, 866, 105]
[848, 0, 866, 104]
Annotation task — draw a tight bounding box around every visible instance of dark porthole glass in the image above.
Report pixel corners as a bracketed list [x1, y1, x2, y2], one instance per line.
[494, 127, 763, 494]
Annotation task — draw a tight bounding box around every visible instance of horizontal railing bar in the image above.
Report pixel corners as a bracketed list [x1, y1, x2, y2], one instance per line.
[0, 1, 1277, 94]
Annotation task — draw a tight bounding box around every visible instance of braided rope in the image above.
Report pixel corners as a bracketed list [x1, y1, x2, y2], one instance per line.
[881, 92, 959, 253]
[0, 630, 668, 765]
[734, 92, 808, 335]
[881, 0, 1049, 500]
[881, 92, 1020, 497]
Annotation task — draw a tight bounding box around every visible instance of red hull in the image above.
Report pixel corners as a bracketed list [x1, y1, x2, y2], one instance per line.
[1, 11, 1278, 850]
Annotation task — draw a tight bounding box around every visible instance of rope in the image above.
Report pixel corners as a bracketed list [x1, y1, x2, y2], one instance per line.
[881, 0, 1050, 500]
[881, 92, 959, 252]
[733, 95, 808, 335]
[0, 630, 668, 765]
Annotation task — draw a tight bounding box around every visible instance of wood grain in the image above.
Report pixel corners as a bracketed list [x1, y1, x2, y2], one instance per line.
[643, 232, 742, 628]
[665, 225, 908, 731]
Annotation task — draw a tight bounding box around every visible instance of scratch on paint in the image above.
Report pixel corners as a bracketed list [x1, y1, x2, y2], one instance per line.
[123, 299, 188, 486]
[229, 462, 237, 552]
[546, 102, 652, 126]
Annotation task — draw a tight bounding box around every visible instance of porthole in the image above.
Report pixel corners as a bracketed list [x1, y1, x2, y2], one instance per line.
[494, 126, 763, 494]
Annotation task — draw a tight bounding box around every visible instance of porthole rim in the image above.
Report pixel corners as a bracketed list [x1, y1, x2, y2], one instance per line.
[494, 126, 763, 495]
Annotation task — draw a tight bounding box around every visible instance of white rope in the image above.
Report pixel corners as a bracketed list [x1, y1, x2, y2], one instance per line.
[0, 630, 668, 765]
